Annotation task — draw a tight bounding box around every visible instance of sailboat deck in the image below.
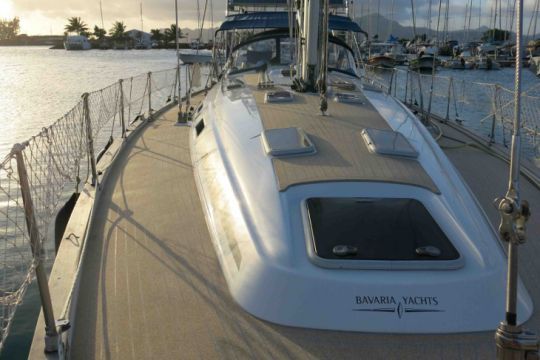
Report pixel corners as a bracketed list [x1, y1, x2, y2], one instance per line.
[70, 104, 540, 359]
[245, 74, 439, 193]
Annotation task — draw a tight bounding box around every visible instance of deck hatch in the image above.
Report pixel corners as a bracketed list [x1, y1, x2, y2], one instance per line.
[361, 128, 419, 158]
[330, 80, 356, 91]
[333, 92, 364, 104]
[262, 127, 316, 157]
[264, 90, 294, 103]
[224, 78, 245, 90]
[305, 198, 461, 269]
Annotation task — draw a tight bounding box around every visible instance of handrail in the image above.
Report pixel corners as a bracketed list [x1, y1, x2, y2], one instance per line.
[362, 65, 540, 166]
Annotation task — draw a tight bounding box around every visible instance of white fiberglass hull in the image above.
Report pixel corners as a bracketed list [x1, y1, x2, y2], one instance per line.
[189, 70, 532, 334]
[179, 49, 213, 64]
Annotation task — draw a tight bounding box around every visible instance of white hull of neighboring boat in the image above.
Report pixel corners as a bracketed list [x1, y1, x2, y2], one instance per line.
[409, 56, 437, 72]
[179, 49, 213, 64]
[443, 59, 474, 69]
[189, 68, 533, 334]
[367, 55, 396, 68]
[64, 36, 91, 50]
[475, 57, 501, 70]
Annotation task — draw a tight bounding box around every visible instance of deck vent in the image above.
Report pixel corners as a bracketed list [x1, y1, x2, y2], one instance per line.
[361, 83, 384, 93]
[333, 92, 364, 105]
[331, 80, 356, 91]
[264, 90, 294, 103]
[225, 79, 244, 90]
[262, 127, 316, 157]
[361, 128, 419, 158]
[195, 119, 205, 137]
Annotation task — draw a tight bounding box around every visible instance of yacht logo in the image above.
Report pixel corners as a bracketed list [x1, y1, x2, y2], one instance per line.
[353, 296, 444, 319]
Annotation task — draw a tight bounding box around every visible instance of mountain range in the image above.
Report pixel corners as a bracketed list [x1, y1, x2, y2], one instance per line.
[181, 13, 539, 44]
[353, 13, 533, 42]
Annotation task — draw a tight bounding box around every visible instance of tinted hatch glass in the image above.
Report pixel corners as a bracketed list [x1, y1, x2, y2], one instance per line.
[306, 198, 460, 261]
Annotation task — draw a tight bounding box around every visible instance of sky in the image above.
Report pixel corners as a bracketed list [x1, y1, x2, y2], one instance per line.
[1, 0, 228, 35]
[0, 0, 539, 36]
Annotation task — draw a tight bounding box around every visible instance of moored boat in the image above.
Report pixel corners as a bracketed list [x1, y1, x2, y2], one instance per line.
[474, 55, 501, 70]
[63, 35, 91, 50]
[409, 53, 438, 72]
[367, 54, 396, 68]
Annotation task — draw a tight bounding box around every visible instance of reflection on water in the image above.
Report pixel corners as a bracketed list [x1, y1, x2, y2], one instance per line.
[0, 46, 178, 359]
[0, 46, 178, 159]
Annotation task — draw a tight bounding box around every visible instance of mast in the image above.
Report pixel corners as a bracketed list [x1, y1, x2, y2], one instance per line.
[389, 0, 395, 36]
[368, 0, 371, 39]
[479, 0, 481, 29]
[427, 0, 432, 39]
[493, 0, 498, 38]
[140, 2, 144, 32]
[494, 0, 539, 356]
[175, 0, 183, 121]
[534, 0, 539, 39]
[467, 0, 473, 43]
[376, 0, 380, 39]
[489, 0, 497, 41]
[411, 0, 417, 39]
[509, 0, 516, 43]
[464, 1, 469, 43]
[99, 0, 105, 29]
[318, 0, 329, 114]
[300, 0, 322, 90]
[498, 0, 502, 32]
[443, 0, 449, 42]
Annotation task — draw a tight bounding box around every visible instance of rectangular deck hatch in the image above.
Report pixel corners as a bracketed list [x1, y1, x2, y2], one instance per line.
[333, 92, 364, 104]
[265, 90, 294, 103]
[361, 128, 419, 158]
[262, 127, 316, 157]
[305, 198, 462, 270]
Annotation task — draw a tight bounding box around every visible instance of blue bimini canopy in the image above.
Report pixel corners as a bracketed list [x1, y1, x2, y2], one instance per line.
[217, 12, 364, 33]
[228, 0, 345, 7]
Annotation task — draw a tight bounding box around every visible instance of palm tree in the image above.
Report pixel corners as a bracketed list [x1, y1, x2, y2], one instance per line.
[109, 21, 126, 39]
[93, 25, 107, 40]
[150, 29, 163, 45]
[110, 21, 127, 49]
[64, 17, 89, 36]
[164, 24, 182, 44]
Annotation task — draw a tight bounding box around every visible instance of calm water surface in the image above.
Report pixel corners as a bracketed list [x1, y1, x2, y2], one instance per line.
[0, 46, 178, 360]
[0, 46, 179, 159]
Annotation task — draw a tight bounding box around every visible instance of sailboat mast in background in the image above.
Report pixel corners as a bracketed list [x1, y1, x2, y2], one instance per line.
[99, 0, 104, 29]
[140, 2, 144, 32]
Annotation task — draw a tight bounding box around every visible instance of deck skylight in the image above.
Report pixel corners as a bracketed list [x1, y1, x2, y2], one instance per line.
[262, 127, 316, 157]
[361, 128, 419, 158]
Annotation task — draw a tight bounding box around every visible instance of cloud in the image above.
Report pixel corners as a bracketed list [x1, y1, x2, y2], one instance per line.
[13, 0, 227, 34]
[11, 0, 540, 35]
